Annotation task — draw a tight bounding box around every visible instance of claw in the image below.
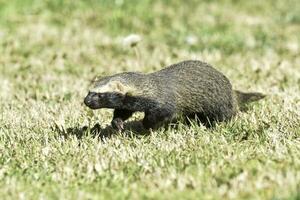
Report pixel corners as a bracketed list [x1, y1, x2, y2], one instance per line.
[112, 118, 124, 132]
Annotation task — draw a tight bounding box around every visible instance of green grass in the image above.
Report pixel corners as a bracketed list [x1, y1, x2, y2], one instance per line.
[0, 0, 300, 199]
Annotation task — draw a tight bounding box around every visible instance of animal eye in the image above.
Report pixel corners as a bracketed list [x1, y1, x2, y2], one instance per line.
[98, 93, 104, 98]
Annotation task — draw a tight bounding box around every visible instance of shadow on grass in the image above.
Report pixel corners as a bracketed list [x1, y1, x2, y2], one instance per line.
[51, 112, 234, 141]
[52, 120, 150, 141]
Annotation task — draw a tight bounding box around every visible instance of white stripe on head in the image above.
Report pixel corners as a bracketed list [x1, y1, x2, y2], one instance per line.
[89, 81, 127, 94]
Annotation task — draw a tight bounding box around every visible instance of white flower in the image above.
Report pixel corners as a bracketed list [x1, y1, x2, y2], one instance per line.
[122, 34, 142, 47]
[185, 35, 198, 45]
[115, 0, 124, 6]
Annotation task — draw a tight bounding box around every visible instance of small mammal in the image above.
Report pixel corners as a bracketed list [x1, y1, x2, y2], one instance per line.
[84, 60, 265, 131]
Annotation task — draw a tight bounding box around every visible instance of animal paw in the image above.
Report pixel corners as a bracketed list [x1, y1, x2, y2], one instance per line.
[111, 118, 124, 131]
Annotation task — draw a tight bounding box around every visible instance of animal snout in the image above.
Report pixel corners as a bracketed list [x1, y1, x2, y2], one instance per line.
[84, 91, 98, 106]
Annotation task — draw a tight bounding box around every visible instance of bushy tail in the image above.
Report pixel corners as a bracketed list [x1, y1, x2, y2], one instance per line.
[234, 90, 265, 106]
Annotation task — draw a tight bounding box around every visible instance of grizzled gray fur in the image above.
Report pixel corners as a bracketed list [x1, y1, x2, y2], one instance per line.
[84, 60, 265, 130]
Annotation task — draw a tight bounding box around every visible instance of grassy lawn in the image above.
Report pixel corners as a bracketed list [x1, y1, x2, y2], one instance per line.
[0, 0, 299, 199]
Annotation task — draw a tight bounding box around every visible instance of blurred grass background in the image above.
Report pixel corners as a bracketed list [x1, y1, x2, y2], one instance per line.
[0, 0, 299, 199]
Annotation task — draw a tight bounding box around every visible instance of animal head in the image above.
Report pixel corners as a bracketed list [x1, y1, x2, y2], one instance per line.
[84, 73, 139, 109]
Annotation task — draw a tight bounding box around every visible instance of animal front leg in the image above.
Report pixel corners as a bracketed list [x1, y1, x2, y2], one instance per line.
[142, 107, 175, 130]
[111, 109, 134, 131]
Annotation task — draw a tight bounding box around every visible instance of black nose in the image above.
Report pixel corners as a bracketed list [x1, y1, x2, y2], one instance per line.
[84, 91, 96, 106]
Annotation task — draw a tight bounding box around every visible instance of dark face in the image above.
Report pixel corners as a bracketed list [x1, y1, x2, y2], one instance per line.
[84, 92, 124, 109]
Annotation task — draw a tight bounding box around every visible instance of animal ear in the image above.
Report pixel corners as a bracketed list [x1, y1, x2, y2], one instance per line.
[125, 91, 133, 96]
